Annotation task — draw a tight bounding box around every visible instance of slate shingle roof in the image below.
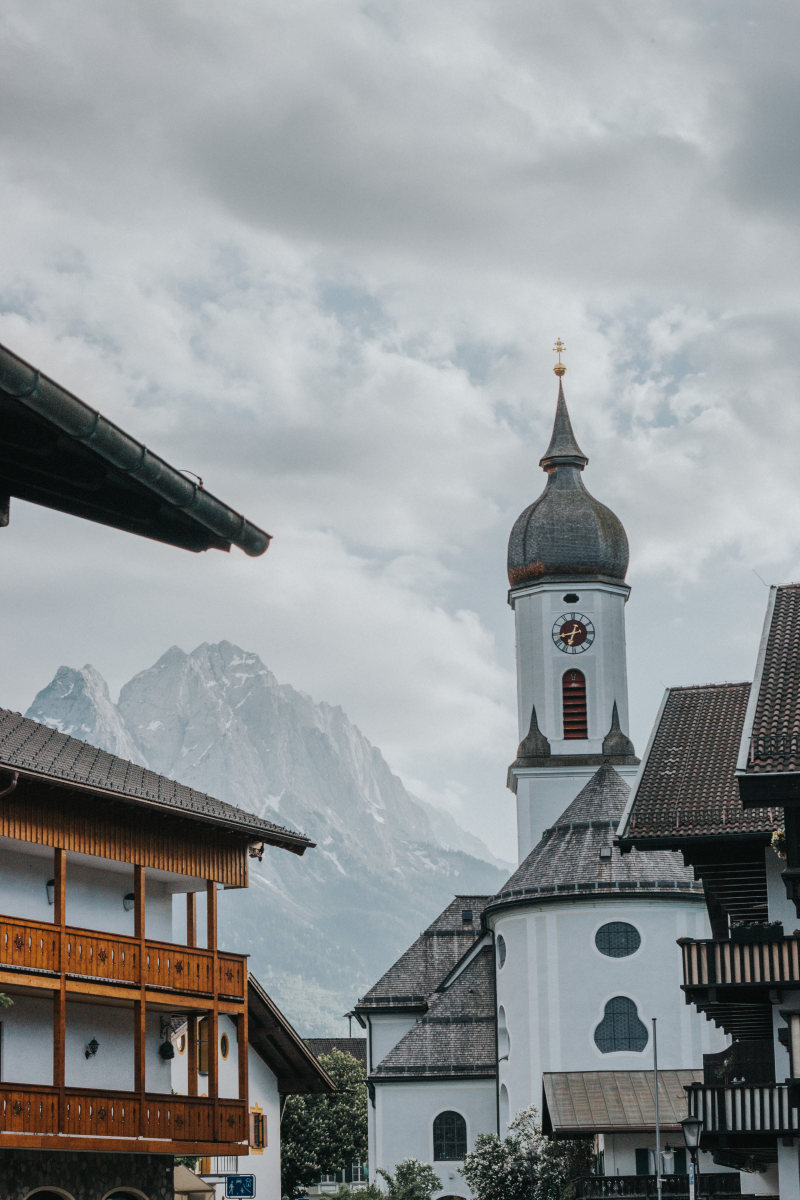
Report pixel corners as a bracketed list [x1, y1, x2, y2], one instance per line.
[305, 1038, 367, 1065]
[490, 764, 701, 908]
[355, 897, 490, 1009]
[0, 707, 312, 854]
[740, 584, 800, 776]
[372, 946, 496, 1079]
[508, 381, 629, 588]
[618, 683, 778, 844]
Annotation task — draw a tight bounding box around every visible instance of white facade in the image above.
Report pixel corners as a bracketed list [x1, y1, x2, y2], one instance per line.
[373, 1078, 495, 1200]
[195, 1044, 282, 1200]
[488, 899, 724, 1126]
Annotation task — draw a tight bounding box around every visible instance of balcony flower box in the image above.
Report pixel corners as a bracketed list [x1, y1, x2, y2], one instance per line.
[730, 922, 784, 945]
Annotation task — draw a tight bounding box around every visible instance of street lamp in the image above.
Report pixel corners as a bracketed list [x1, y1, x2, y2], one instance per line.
[680, 1114, 703, 1200]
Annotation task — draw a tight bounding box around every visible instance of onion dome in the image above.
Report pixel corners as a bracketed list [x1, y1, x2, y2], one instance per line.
[507, 378, 629, 588]
[488, 764, 702, 909]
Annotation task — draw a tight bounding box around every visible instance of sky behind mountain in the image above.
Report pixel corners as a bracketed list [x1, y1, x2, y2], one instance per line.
[1, 2, 797, 856]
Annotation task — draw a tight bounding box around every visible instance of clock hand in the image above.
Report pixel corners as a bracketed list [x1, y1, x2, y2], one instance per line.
[563, 623, 579, 645]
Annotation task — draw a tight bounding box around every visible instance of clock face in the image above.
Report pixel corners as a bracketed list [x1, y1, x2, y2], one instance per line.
[552, 612, 595, 654]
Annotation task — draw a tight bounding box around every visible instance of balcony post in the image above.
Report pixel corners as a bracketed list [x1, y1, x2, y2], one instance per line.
[134, 865, 147, 1135]
[238, 1004, 249, 1108]
[187, 891, 197, 948]
[53, 848, 66, 1132]
[188, 1013, 199, 1096]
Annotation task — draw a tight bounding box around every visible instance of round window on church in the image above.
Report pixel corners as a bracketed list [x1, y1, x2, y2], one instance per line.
[496, 935, 507, 968]
[595, 922, 641, 958]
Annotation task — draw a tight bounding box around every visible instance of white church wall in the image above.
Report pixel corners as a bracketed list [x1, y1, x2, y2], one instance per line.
[491, 898, 725, 1120]
[369, 1013, 418, 1070]
[372, 1078, 495, 1198]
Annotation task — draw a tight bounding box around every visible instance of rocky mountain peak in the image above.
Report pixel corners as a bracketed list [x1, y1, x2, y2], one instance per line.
[26, 642, 507, 1032]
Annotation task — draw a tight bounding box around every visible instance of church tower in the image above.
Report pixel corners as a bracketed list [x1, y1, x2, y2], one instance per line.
[507, 348, 639, 860]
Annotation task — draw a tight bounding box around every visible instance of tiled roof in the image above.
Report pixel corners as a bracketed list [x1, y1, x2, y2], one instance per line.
[355, 897, 490, 1010]
[305, 1038, 367, 1065]
[740, 584, 800, 775]
[543, 1069, 703, 1134]
[0, 708, 312, 854]
[619, 684, 778, 843]
[372, 946, 496, 1079]
[490, 764, 701, 908]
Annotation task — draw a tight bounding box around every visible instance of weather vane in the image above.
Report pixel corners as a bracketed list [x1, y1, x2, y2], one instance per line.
[553, 338, 566, 377]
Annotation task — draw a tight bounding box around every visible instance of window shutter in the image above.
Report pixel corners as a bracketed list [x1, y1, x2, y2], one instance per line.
[562, 670, 587, 738]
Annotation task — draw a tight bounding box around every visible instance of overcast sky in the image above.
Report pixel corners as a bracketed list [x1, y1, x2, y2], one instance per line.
[1, 1, 799, 858]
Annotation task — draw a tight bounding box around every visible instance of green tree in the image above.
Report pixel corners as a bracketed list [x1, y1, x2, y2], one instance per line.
[0, 995, 13, 1009]
[461, 1105, 592, 1200]
[281, 1048, 368, 1199]
[376, 1159, 441, 1200]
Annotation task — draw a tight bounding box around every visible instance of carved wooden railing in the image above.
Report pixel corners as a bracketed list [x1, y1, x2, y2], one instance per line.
[687, 1082, 800, 1135]
[0, 915, 245, 999]
[575, 1175, 741, 1199]
[680, 935, 800, 991]
[0, 1084, 246, 1144]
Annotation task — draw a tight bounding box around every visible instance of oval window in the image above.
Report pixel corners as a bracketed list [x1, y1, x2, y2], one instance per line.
[220, 1032, 230, 1060]
[595, 922, 641, 958]
[176, 1033, 186, 1055]
[496, 935, 507, 969]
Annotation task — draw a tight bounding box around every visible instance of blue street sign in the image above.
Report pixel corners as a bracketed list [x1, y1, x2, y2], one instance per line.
[226, 1176, 256, 1198]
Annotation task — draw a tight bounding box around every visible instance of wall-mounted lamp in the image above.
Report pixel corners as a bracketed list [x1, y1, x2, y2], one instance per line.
[158, 1040, 175, 1060]
[46, 879, 55, 906]
[123, 893, 135, 912]
[85, 1038, 99, 1059]
[159, 1015, 176, 1060]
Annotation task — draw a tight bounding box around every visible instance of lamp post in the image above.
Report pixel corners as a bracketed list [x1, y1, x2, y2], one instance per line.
[680, 1114, 703, 1200]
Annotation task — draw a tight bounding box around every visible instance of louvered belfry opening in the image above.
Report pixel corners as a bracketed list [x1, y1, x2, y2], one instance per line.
[563, 669, 587, 739]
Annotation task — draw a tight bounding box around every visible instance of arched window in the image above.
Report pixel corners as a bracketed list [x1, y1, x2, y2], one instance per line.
[496, 934, 507, 969]
[594, 997, 648, 1053]
[595, 922, 641, 958]
[498, 1006, 510, 1059]
[433, 1110, 467, 1160]
[562, 670, 587, 739]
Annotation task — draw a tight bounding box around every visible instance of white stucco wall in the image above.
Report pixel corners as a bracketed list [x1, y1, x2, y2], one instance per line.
[170, 1015, 239, 1098]
[0, 993, 54, 1084]
[0, 840, 174, 941]
[372, 1078, 495, 1199]
[369, 1014, 418, 1071]
[490, 898, 725, 1124]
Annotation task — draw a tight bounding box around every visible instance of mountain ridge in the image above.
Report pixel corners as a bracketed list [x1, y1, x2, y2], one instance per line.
[26, 641, 508, 1032]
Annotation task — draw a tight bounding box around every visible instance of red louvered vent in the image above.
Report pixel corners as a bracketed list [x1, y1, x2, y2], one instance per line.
[563, 670, 587, 739]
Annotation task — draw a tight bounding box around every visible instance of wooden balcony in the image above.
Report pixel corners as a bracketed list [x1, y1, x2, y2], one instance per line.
[0, 1083, 246, 1155]
[679, 935, 795, 1039]
[575, 1175, 741, 1199]
[681, 934, 800, 994]
[687, 1083, 800, 1138]
[0, 914, 245, 999]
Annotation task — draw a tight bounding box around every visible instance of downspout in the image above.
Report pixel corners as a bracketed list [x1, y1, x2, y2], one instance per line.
[0, 771, 19, 799]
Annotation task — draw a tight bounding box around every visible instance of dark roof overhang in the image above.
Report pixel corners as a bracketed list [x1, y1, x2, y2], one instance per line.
[0, 341, 271, 555]
[248, 975, 336, 1094]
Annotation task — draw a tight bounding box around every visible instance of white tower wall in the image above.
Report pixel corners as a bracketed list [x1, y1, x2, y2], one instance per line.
[488, 898, 726, 1130]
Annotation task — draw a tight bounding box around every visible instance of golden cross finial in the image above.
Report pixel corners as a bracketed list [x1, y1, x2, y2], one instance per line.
[553, 338, 566, 377]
